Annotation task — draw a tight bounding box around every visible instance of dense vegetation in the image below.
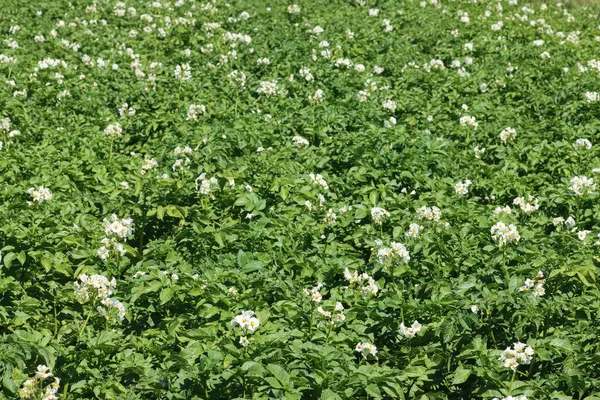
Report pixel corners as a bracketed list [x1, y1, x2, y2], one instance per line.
[1, 0, 600, 399]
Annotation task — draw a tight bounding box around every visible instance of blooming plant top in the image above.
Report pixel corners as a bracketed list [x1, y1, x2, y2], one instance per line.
[355, 342, 377, 358]
[416, 206, 441, 222]
[400, 320, 422, 338]
[454, 180, 472, 195]
[570, 176, 595, 196]
[292, 136, 310, 148]
[27, 186, 52, 205]
[195, 173, 219, 195]
[104, 122, 122, 137]
[187, 104, 206, 121]
[513, 195, 540, 215]
[304, 282, 323, 302]
[174, 63, 192, 80]
[491, 222, 520, 247]
[140, 157, 158, 175]
[499, 342, 534, 370]
[19, 365, 60, 400]
[459, 115, 478, 129]
[519, 271, 545, 297]
[74, 274, 117, 301]
[573, 138, 592, 150]
[343, 268, 378, 296]
[499, 127, 517, 142]
[231, 310, 260, 332]
[102, 214, 134, 238]
[405, 223, 423, 238]
[316, 301, 345, 324]
[554, 216, 577, 234]
[376, 242, 410, 265]
[492, 396, 528, 400]
[309, 173, 329, 190]
[371, 207, 390, 224]
[227, 70, 246, 87]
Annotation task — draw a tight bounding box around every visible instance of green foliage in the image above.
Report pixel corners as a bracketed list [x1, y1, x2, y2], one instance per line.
[0, 0, 599, 399]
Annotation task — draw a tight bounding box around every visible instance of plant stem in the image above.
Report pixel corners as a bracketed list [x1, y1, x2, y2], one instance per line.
[502, 247, 509, 286]
[234, 88, 239, 118]
[109, 138, 114, 161]
[53, 298, 58, 338]
[79, 308, 92, 338]
[527, 359, 535, 378]
[509, 369, 516, 394]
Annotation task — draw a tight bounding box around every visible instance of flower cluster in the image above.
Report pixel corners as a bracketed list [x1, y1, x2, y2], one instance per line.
[288, 4, 301, 13]
[309, 173, 329, 190]
[118, 103, 136, 117]
[553, 216, 576, 231]
[577, 230, 591, 241]
[459, 115, 478, 129]
[519, 271, 545, 297]
[343, 268, 378, 296]
[73, 274, 116, 301]
[316, 301, 345, 324]
[174, 63, 192, 80]
[231, 310, 260, 348]
[18, 365, 60, 400]
[513, 195, 540, 215]
[570, 176, 596, 196]
[355, 342, 377, 358]
[256, 80, 287, 96]
[499, 342, 534, 371]
[573, 138, 592, 150]
[454, 180, 472, 195]
[474, 146, 486, 158]
[308, 89, 324, 103]
[585, 92, 599, 103]
[104, 122, 122, 137]
[384, 117, 397, 129]
[324, 208, 337, 226]
[140, 157, 158, 175]
[187, 104, 206, 121]
[416, 206, 442, 222]
[97, 297, 126, 321]
[98, 214, 133, 260]
[405, 223, 423, 238]
[0, 117, 21, 149]
[371, 207, 390, 224]
[493, 206, 512, 216]
[27, 186, 52, 205]
[231, 310, 260, 332]
[490, 222, 520, 247]
[231, 310, 260, 347]
[102, 214, 134, 239]
[195, 173, 219, 195]
[400, 320, 422, 338]
[304, 282, 323, 302]
[382, 99, 396, 113]
[292, 135, 309, 148]
[375, 241, 410, 266]
[499, 127, 517, 142]
[227, 70, 246, 87]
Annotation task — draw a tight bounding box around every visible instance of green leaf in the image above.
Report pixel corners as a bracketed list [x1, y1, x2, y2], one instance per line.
[160, 287, 175, 305]
[3, 252, 16, 268]
[365, 384, 381, 398]
[320, 389, 343, 400]
[2, 374, 18, 394]
[266, 364, 291, 388]
[452, 366, 472, 385]
[16, 251, 26, 266]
